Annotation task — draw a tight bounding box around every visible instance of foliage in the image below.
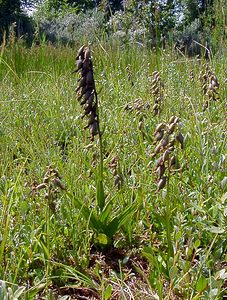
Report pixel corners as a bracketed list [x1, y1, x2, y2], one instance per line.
[0, 36, 226, 298]
[106, 0, 176, 47]
[33, 9, 106, 45]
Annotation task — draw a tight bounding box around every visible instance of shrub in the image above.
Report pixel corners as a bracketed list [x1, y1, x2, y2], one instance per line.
[35, 9, 106, 45]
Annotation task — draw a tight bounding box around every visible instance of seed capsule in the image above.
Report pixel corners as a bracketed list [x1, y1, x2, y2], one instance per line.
[78, 76, 86, 88]
[168, 139, 175, 148]
[169, 155, 176, 168]
[86, 112, 96, 126]
[157, 176, 167, 191]
[168, 146, 175, 152]
[75, 59, 83, 71]
[90, 121, 98, 138]
[162, 149, 170, 162]
[36, 183, 47, 190]
[176, 132, 184, 149]
[87, 93, 95, 105]
[154, 143, 162, 154]
[83, 59, 90, 72]
[84, 47, 91, 60]
[52, 178, 65, 190]
[159, 135, 169, 149]
[157, 164, 166, 179]
[154, 122, 166, 134]
[168, 123, 176, 134]
[153, 103, 159, 111]
[154, 130, 164, 142]
[152, 71, 159, 76]
[168, 115, 176, 124]
[84, 104, 93, 115]
[154, 156, 163, 170]
[77, 45, 86, 58]
[174, 116, 180, 124]
[86, 70, 93, 86]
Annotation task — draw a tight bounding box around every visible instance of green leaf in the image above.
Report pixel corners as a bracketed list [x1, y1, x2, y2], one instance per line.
[169, 266, 178, 280]
[105, 202, 137, 237]
[142, 246, 154, 264]
[26, 283, 47, 299]
[94, 233, 112, 248]
[104, 284, 112, 300]
[194, 239, 201, 248]
[13, 286, 26, 298]
[66, 191, 104, 232]
[100, 202, 112, 224]
[196, 276, 207, 293]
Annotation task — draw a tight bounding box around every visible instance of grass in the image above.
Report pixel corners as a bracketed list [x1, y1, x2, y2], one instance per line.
[0, 39, 226, 299]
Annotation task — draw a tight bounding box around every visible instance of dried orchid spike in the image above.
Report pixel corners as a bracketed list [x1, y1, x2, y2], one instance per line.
[150, 116, 184, 192]
[199, 64, 220, 110]
[74, 45, 100, 141]
[150, 71, 164, 116]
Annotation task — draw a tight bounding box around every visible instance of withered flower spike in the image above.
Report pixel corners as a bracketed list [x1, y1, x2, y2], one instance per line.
[157, 176, 167, 191]
[75, 45, 99, 140]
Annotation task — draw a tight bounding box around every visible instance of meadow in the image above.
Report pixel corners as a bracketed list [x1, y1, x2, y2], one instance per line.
[0, 39, 226, 299]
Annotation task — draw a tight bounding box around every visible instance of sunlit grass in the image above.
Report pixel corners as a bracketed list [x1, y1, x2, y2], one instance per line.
[0, 41, 226, 299]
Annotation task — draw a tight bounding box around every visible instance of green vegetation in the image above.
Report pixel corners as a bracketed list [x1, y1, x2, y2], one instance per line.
[0, 0, 226, 299]
[0, 35, 226, 298]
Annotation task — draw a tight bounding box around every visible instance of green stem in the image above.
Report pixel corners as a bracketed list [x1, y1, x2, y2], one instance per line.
[45, 195, 50, 283]
[166, 176, 173, 269]
[95, 91, 105, 211]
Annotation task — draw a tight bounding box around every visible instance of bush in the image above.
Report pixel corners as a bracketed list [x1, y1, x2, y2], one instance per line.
[35, 9, 106, 45]
[173, 19, 210, 57]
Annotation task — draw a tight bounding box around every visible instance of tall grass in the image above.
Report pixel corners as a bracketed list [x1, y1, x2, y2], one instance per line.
[0, 39, 226, 299]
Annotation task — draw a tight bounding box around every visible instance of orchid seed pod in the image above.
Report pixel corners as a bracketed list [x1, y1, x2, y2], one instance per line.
[176, 132, 184, 149]
[169, 155, 176, 168]
[154, 122, 166, 134]
[52, 178, 66, 190]
[157, 176, 167, 191]
[154, 130, 164, 142]
[162, 149, 170, 162]
[157, 164, 166, 179]
[174, 116, 180, 124]
[152, 71, 159, 76]
[168, 115, 176, 124]
[155, 143, 162, 154]
[36, 183, 47, 191]
[159, 135, 169, 148]
[152, 103, 159, 111]
[168, 138, 175, 148]
[154, 156, 164, 170]
[168, 146, 175, 152]
[77, 45, 86, 58]
[168, 123, 176, 134]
